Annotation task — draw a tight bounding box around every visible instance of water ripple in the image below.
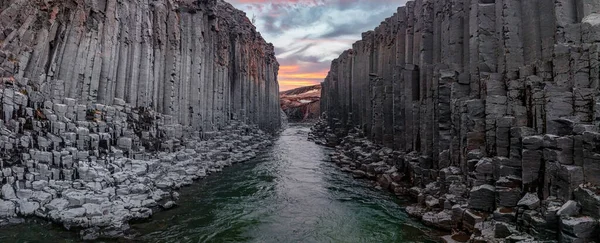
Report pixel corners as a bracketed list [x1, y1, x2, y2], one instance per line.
[0, 124, 438, 243]
[132, 124, 438, 243]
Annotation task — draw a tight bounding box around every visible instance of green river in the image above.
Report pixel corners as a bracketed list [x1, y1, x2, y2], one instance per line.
[0, 124, 438, 243]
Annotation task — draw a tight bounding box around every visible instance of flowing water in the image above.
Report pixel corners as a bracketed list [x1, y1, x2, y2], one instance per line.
[0, 124, 437, 243]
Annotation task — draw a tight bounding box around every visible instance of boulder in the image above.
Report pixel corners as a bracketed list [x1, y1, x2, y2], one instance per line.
[496, 187, 521, 207]
[82, 203, 103, 217]
[574, 186, 600, 218]
[494, 222, 518, 238]
[493, 207, 516, 223]
[161, 201, 177, 209]
[557, 200, 581, 218]
[468, 184, 495, 212]
[63, 190, 86, 207]
[16, 200, 39, 216]
[1, 184, 16, 200]
[405, 205, 426, 218]
[45, 198, 69, 211]
[0, 200, 16, 218]
[559, 216, 598, 239]
[518, 193, 540, 210]
[422, 210, 453, 230]
[117, 137, 133, 150]
[463, 209, 484, 231]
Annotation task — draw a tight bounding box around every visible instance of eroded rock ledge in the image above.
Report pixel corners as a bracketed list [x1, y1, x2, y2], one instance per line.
[315, 0, 600, 242]
[0, 0, 280, 240]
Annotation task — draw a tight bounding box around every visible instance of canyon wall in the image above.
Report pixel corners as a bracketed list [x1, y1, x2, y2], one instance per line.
[0, 0, 280, 132]
[0, 0, 280, 238]
[318, 0, 600, 241]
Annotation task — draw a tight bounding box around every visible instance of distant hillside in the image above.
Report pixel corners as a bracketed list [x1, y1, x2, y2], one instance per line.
[280, 84, 321, 122]
[280, 84, 321, 96]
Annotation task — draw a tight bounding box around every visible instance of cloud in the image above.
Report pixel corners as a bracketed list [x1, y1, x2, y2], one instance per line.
[226, 0, 407, 91]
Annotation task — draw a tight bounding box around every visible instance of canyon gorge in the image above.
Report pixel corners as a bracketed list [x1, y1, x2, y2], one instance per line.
[314, 0, 600, 242]
[1, 0, 600, 242]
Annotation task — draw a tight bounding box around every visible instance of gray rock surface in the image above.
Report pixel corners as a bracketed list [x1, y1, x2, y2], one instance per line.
[0, 0, 282, 240]
[560, 216, 599, 239]
[469, 184, 495, 212]
[557, 200, 581, 217]
[518, 193, 541, 210]
[313, 0, 600, 242]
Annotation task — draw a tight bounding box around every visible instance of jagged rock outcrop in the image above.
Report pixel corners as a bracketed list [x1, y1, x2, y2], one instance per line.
[315, 0, 600, 242]
[280, 84, 321, 122]
[0, 0, 280, 239]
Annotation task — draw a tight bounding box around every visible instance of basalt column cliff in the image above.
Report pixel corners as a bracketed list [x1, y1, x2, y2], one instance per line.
[314, 0, 600, 241]
[0, 0, 280, 239]
[0, 0, 280, 132]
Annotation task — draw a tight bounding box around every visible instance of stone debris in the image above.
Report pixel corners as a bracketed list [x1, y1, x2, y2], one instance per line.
[557, 200, 581, 218]
[0, 0, 282, 240]
[559, 216, 599, 240]
[518, 193, 541, 210]
[311, 0, 600, 242]
[468, 184, 496, 212]
[0, 106, 272, 239]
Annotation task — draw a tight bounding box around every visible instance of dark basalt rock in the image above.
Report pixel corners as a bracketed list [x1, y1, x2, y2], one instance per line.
[312, 0, 600, 242]
[0, 0, 281, 240]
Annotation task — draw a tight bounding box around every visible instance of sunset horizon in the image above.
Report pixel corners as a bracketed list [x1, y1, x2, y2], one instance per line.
[226, 0, 406, 91]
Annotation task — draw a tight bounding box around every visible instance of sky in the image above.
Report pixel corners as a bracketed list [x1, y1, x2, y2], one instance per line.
[226, 0, 407, 91]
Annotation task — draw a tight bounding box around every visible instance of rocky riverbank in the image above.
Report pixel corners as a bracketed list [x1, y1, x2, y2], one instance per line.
[310, 118, 600, 243]
[0, 0, 282, 240]
[316, 0, 600, 242]
[0, 90, 274, 240]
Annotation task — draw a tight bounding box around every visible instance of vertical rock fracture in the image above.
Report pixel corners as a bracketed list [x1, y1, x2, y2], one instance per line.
[0, 0, 280, 239]
[314, 0, 600, 241]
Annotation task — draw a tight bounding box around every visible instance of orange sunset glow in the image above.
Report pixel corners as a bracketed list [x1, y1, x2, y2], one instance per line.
[227, 0, 404, 91]
[278, 65, 328, 91]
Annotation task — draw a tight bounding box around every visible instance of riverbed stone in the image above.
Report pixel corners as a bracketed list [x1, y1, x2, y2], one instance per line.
[31, 181, 48, 191]
[0, 200, 16, 218]
[16, 200, 39, 216]
[45, 198, 69, 211]
[2, 184, 16, 200]
[422, 210, 453, 230]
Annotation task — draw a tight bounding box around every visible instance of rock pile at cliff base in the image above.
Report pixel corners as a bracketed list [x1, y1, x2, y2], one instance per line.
[311, 119, 600, 242]
[0, 94, 274, 240]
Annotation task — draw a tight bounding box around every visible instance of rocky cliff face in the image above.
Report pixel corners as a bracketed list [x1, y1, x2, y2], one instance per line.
[280, 84, 320, 122]
[0, 0, 280, 239]
[316, 0, 600, 241]
[0, 0, 280, 131]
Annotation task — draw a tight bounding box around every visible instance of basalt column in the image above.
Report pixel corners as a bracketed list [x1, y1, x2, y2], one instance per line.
[0, 0, 281, 134]
[319, 0, 600, 241]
